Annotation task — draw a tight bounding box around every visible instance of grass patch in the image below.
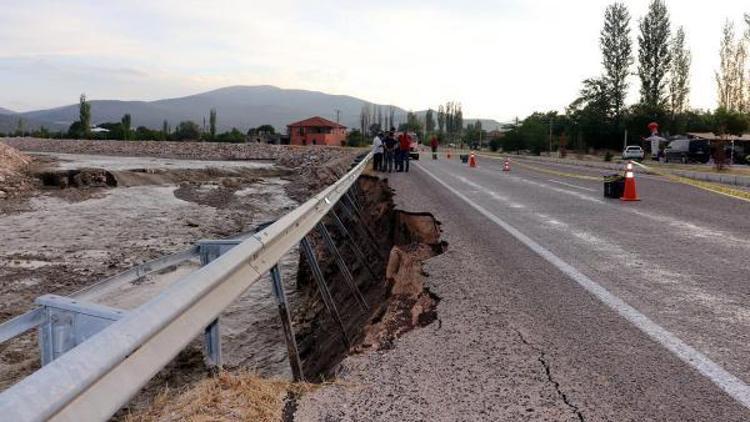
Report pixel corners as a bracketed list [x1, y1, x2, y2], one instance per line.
[124, 370, 316, 422]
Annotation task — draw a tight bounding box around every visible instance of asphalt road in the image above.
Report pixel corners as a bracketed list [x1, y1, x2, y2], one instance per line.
[297, 156, 750, 421]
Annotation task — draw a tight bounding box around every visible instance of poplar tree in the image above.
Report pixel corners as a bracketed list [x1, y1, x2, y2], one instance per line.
[638, 0, 671, 109]
[716, 20, 747, 112]
[121, 113, 132, 140]
[601, 2, 633, 119]
[668, 26, 691, 115]
[437, 105, 445, 134]
[209, 108, 217, 139]
[79, 93, 91, 138]
[425, 109, 435, 133]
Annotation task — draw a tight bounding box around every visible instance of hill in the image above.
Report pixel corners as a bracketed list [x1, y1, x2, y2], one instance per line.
[13, 86, 503, 134]
[17, 86, 411, 133]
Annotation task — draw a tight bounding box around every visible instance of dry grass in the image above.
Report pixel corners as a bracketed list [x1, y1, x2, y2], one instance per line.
[123, 370, 316, 422]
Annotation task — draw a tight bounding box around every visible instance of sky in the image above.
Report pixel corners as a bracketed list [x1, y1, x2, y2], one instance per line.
[0, 0, 748, 121]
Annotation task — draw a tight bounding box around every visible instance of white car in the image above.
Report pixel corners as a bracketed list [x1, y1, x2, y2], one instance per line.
[622, 145, 644, 161]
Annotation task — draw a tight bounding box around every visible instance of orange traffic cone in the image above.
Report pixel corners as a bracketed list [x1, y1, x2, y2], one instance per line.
[502, 158, 511, 172]
[620, 161, 640, 201]
[469, 152, 477, 168]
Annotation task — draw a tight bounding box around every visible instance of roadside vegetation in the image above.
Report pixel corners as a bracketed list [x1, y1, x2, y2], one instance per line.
[488, 2, 750, 163]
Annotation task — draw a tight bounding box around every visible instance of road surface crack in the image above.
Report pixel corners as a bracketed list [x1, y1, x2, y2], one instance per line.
[514, 328, 585, 422]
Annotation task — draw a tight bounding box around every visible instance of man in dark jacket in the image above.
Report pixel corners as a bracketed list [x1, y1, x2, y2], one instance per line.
[383, 131, 397, 173]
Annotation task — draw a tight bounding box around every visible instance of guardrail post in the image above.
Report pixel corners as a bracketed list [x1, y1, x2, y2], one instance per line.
[300, 236, 351, 349]
[328, 210, 379, 281]
[316, 223, 368, 310]
[270, 264, 304, 381]
[204, 319, 222, 369]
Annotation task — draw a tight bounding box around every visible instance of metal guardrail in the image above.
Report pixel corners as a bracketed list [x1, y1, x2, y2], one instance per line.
[0, 152, 372, 421]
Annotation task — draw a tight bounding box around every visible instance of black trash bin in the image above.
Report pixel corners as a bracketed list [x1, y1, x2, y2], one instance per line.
[603, 174, 625, 198]
[460, 154, 469, 163]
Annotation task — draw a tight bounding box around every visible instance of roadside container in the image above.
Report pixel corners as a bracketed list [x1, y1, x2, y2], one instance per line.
[460, 154, 469, 163]
[603, 174, 625, 198]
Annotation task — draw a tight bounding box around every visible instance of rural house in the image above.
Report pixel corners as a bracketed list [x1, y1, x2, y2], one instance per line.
[287, 116, 346, 146]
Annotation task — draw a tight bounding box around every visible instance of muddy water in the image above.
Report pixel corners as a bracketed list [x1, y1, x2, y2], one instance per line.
[32, 152, 274, 171]
[0, 155, 304, 390]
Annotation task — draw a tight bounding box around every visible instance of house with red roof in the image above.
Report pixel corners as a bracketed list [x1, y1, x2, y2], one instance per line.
[287, 116, 347, 146]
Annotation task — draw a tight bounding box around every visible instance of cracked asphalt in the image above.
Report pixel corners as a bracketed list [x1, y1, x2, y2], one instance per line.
[296, 157, 750, 421]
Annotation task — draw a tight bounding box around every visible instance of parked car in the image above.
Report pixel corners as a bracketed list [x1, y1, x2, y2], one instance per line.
[622, 145, 645, 160]
[664, 139, 710, 164]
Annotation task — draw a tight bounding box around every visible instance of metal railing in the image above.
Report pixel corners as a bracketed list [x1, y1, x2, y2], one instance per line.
[0, 153, 372, 421]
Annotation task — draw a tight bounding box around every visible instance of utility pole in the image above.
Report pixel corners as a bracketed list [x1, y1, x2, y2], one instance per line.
[335, 109, 341, 124]
[623, 129, 628, 150]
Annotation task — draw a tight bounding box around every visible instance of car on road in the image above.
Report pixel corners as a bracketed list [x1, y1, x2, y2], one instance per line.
[664, 138, 710, 164]
[622, 145, 645, 161]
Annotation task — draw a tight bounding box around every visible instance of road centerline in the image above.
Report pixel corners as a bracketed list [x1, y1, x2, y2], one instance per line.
[414, 161, 750, 410]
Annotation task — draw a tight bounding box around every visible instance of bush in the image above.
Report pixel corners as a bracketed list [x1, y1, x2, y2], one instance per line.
[604, 151, 613, 161]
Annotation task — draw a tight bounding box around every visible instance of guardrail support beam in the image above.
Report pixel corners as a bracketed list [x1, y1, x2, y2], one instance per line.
[338, 197, 385, 261]
[270, 264, 304, 381]
[328, 210, 379, 281]
[203, 319, 222, 369]
[316, 223, 368, 310]
[300, 237, 351, 349]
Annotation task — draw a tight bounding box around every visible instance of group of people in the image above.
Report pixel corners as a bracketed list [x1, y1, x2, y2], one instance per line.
[371, 129, 412, 173]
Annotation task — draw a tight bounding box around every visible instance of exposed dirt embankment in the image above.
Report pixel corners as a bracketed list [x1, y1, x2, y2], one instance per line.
[0, 143, 35, 204]
[293, 175, 445, 380]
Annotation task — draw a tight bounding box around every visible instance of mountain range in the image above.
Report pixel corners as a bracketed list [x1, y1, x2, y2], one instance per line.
[1, 85, 503, 134]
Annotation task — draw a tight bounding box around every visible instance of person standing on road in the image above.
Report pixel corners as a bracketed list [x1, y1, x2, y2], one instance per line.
[372, 132, 384, 171]
[430, 135, 439, 160]
[398, 131, 412, 172]
[383, 131, 397, 173]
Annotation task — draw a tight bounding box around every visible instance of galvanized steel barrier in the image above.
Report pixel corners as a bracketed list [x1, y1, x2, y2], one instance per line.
[0, 152, 372, 421]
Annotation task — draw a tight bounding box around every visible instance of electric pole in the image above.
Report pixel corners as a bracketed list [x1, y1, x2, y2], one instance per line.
[335, 109, 341, 124]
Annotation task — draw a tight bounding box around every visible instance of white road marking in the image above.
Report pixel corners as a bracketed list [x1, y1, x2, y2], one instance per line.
[548, 179, 597, 192]
[416, 162, 750, 409]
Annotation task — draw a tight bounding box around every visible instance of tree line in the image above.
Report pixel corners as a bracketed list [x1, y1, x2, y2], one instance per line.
[493, 1, 750, 156]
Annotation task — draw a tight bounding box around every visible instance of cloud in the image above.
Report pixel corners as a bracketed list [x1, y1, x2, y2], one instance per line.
[0, 0, 749, 119]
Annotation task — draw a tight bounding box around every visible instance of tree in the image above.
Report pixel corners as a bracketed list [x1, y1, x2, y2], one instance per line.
[162, 120, 170, 140]
[174, 121, 201, 141]
[121, 114, 132, 140]
[716, 20, 747, 112]
[712, 107, 748, 169]
[638, 0, 671, 109]
[404, 111, 422, 133]
[79, 94, 92, 139]
[346, 129, 365, 147]
[601, 2, 633, 119]
[669, 26, 691, 115]
[437, 105, 446, 134]
[425, 109, 435, 133]
[14, 118, 25, 137]
[209, 108, 217, 139]
[256, 124, 275, 134]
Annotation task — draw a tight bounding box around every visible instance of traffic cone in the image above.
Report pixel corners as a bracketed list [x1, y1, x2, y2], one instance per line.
[502, 158, 511, 172]
[620, 161, 640, 201]
[469, 152, 477, 168]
